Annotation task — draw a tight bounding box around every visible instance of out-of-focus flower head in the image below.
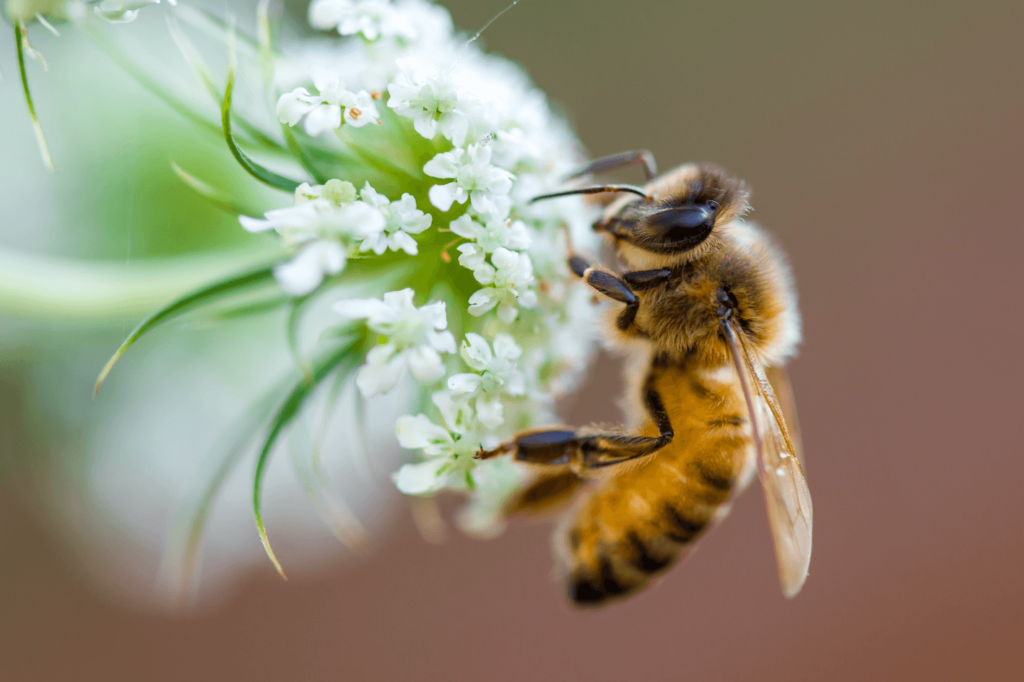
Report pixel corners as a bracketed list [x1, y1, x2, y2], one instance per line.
[80, 0, 604, 572]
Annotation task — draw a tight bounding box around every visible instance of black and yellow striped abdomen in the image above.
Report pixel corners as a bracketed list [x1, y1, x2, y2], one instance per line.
[560, 358, 757, 606]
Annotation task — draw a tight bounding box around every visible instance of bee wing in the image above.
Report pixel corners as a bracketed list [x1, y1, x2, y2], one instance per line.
[723, 319, 813, 598]
[765, 365, 805, 470]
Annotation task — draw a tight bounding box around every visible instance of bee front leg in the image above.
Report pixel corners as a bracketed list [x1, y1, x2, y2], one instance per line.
[568, 256, 673, 331]
[568, 257, 642, 326]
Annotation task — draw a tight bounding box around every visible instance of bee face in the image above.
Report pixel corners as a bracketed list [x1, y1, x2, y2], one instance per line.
[600, 164, 750, 267]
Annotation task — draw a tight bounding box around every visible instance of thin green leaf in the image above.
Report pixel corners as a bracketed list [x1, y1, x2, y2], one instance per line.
[84, 23, 281, 153]
[170, 161, 262, 216]
[86, 24, 227, 141]
[280, 121, 332, 184]
[253, 339, 359, 578]
[168, 373, 289, 605]
[168, 17, 283, 152]
[189, 294, 291, 323]
[94, 265, 278, 395]
[352, 384, 377, 481]
[287, 405, 370, 554]
[15, 21, 54, 172]
[167, 17, 220, 103]
[223, 29, 302, 193]
[256, 0, 276, 91]
[286, 295, 314, 384]
[175, 3, 266, 56]
[165, 358, 305, 602]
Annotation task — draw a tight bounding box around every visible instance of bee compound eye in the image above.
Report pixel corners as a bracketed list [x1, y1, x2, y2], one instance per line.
[645, 204, 718, 249]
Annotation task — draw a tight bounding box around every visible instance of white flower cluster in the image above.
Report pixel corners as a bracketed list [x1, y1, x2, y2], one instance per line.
[250, 0, 602, 534]
[335, 289, 455, 397]
[277, 74, 382, 137]
[308, 0, 451, 43]
[239, 179, 431, 295]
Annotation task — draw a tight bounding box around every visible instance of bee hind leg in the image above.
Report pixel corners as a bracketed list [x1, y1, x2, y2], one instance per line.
[477, 378, 674, 473]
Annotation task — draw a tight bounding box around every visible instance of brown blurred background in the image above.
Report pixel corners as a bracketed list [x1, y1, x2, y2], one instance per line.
[3, 0, 1023, 680]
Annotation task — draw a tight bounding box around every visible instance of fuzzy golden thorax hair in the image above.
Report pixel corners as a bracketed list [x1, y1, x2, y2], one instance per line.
[601, 221, 800, 369]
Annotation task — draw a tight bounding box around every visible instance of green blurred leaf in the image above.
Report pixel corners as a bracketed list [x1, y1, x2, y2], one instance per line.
[286, 295, 314, 384]
[170, 161, 263, 216]
[253, 338, 360, 578]
[222, 31, 301, 193]
[168, 16, 283, 153]
[15, 21, 54, 172]
[169, 371, 290, 604]
[94, 264, 279, 395]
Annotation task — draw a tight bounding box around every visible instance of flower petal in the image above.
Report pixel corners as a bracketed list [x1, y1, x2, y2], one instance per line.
[467, 289, 498, 316]
[416, 300, 448, 330]
[492, 334, 522, 362]
[273, 240, 345, 296]
[460, 333, 493, 369]
[389, 230, 418, 255]
[447, 373, 482, 399]
[396, 414, 453, 451]
[393, 459, 449, 495]
[497, 301, 519, 324]
[276, 88, 316, 126]
[303, 104, 342, 136]
[449, 214, 479, 240]
[427, 330, 457, 355]
[238, 215, 275, 233]
[423, 149, 462, 179]
[355, 344, 405, 398]
[407, 345, 446, 384]
[428, 183, 460, 212]
[476, 397, 505, 429]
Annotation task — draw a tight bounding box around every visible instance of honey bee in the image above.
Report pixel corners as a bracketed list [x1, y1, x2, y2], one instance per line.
[476, 150, 812, 606]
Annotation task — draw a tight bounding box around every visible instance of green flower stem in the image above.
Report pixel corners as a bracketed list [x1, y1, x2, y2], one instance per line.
[0, 245, 281, 323]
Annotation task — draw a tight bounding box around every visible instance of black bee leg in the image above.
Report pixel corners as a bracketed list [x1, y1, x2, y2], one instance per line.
[565, 149, 658, 182]
[477, 427, 579, 465]
[580, 267, 645, 331]
[568, 255, 590, 278]
[583, 268, 637, 306]
[477, 377, 673, 473]
[503, 470, 584, 517]
[577, 378, 673, 469]
[623, 269, 673, 291]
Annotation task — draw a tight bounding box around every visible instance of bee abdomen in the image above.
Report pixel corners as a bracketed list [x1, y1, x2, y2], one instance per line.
[563, 464, 736, 607]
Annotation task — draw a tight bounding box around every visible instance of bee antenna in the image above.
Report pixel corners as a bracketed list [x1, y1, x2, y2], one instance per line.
[530, 185, 650, 203]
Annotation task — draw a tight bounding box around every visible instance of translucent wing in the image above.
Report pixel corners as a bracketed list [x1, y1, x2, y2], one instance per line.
[723, 319, 813, 598]
[765, 365, 805, 470]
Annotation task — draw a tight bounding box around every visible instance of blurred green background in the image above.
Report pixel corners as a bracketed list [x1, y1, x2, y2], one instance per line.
[2, 1, 1022, 680]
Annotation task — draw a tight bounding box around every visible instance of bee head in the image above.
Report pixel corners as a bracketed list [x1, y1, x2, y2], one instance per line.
[599, 164, 750, 267]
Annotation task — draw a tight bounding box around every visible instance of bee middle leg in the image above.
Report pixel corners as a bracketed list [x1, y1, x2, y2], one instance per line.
[477, 377, 674, 474]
